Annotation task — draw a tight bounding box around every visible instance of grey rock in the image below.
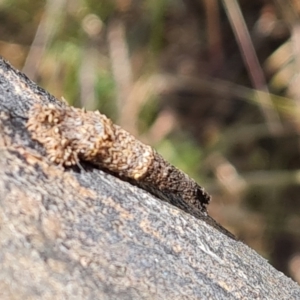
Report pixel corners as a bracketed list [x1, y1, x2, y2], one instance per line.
[0, 57, 299, 299]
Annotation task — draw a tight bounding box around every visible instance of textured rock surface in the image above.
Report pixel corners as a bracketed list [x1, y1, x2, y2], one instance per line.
[0, 56, 300, 299]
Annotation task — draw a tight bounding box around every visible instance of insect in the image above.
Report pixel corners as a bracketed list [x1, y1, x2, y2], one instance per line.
[27, 103, 234, 239]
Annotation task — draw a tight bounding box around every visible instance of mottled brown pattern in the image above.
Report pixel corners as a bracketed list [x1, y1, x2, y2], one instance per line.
[144, 152, 210, 212]
[27, 104, 154, 179]
[27, 103, 211, 220]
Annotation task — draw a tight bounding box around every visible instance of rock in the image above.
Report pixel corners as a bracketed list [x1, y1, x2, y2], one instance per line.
[0, 57, 299, 299]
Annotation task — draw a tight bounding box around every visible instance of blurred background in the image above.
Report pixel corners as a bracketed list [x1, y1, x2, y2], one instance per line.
[1, 0, 300, 283]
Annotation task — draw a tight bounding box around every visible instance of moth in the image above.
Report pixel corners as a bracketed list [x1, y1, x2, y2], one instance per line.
[27, 103, 234, 239]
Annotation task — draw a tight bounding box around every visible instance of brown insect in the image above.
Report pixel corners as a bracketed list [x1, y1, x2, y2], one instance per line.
[27, 103, 234, 239]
